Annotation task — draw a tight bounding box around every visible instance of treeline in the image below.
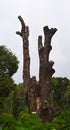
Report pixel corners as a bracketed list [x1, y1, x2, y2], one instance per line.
[1, 78, 70, 117]
[0, 45, 70, 117]
[0, 45, 70, 129]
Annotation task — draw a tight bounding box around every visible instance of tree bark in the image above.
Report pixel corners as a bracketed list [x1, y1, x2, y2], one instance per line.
[38, 26, 57, 122]
[16, 16, 57, 122]
[16, 16, 37, 113]
[16, 16, 30, 95]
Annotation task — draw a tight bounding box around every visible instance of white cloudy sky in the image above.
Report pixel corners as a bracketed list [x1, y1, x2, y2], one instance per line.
[0, 0, 70, 83]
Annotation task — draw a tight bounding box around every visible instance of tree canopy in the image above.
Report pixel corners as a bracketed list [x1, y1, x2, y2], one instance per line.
[0, 45, 19, 113]
[0, 45, 19, 77]
[0, 74, 15, 98]
[50, 77, 69, 106]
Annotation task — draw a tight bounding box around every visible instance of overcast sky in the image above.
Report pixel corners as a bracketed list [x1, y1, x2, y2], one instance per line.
[0, 0, 70, 83]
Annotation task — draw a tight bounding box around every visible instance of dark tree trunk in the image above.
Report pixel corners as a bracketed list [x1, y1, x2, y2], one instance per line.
[16, 16, 58, 122]
[16, 16, 30, 95]
[38, 26, 57, 122]
[16, 16, 37, 113]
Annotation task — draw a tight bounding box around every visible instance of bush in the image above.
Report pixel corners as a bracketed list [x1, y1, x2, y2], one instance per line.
[0, 113, 21, 130]
[0, 110, 70, 130]
[18, 111, 43, 130]
[51, 110, 70, 130]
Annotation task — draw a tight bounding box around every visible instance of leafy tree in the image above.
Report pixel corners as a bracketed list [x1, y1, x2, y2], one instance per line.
[0, 74, 16, 113]
[3, 84, 27, 116]
[0, 45, 19, 113]
[3, 91, 14, 114]
[0, 74, 15, 98]
[64, 85, 70, 108]
[0, 45, 19, 77]
[50, 77, 69, 107]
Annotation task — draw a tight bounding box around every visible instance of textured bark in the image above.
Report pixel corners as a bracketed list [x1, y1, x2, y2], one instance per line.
[16, 16, 37, 113]
[38, 26, 57, 122]
[27, 76, 38, 113]
[16, 16, 30, 95]
[16, 16, 57, 122]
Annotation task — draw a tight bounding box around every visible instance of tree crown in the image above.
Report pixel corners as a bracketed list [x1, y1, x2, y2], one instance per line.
[0, 45, 19, 77]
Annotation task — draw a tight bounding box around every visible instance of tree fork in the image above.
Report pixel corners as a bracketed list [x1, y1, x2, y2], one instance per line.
[16, 16, 58, 122]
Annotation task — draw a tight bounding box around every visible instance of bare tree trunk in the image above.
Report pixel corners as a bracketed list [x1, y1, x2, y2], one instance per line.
[16, 16, 57, 122]
[16, 16, 30, 94]
[16, 16, 37, 113]
[38, 26, 57, 122]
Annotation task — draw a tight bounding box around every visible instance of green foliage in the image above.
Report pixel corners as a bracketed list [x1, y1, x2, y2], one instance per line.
[51, 110, 70, 130]
[0, 74, 16, 113]
[18, 112, 42, 130]
[3, 91, 14, 114]
[12, 84, 25, 118]
[50, 77, 69, 107]
[64, 85, 70, 108]
[64, 86, 70, 102]
[0, 45, 19, 77]
[0, 74, 15, 98]
[0, 113, 21, 130]
[0, 83, 26, 116]
[0, 110, 70, 130]
[0, 45, 19, 114]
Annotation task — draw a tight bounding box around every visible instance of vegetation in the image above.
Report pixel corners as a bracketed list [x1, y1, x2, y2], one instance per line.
[0, 110, 70, 130]
[0, 76, 70, 129]
[0, 45, 70, 129]
[0, 45, 19, 77]
[0, 45, 19, 114]
[50, 77, 69, 108]
[0, 74, 15, 113]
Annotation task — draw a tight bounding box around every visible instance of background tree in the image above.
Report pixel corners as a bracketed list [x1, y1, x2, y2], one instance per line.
[0, 45, 19, 77]
[0, 45, 19, 113]
[64, 82, 70, 109]
[50, 77, 69, 108]
[0, 74, 15, 113]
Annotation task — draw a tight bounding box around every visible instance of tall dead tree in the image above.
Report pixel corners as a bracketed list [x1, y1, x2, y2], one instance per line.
[38, 27, 57, 122]
[16, 16, 30, 95]
[16, 16, 37, 113]
[16, 16, 57, 122]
